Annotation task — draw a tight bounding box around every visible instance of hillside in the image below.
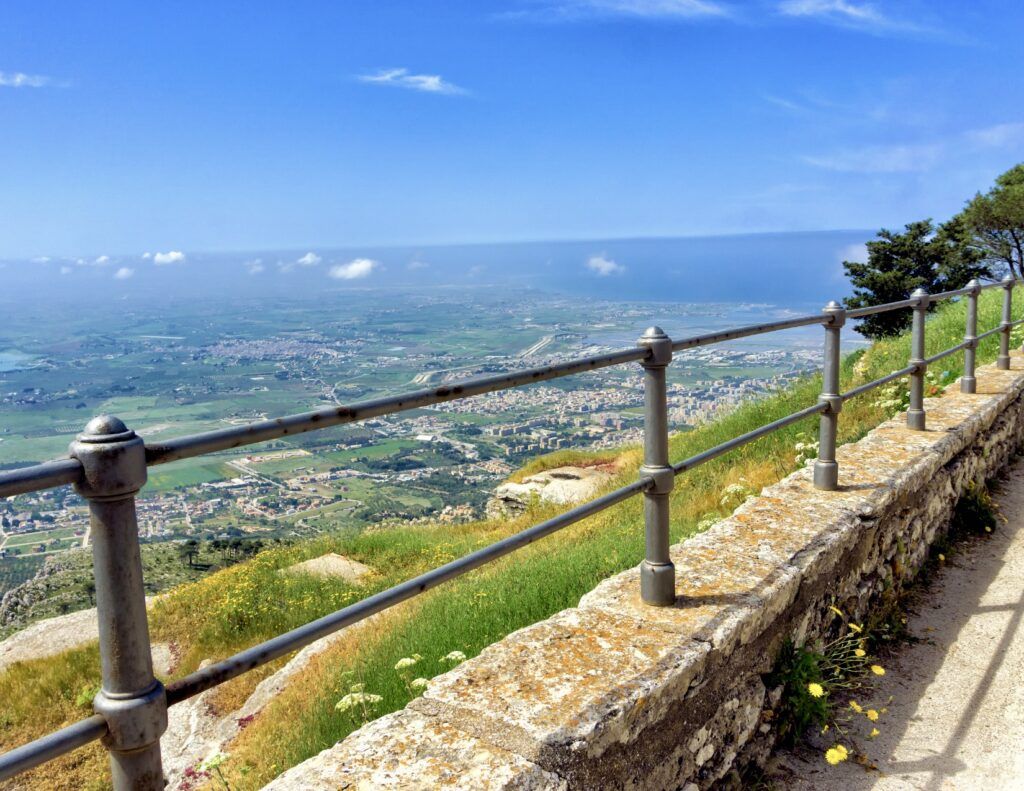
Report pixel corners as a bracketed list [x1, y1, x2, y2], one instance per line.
[1, 289, 1021, 790]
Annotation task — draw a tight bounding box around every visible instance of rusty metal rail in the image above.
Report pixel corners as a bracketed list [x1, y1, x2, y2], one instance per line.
[0, 276, 1018, 788]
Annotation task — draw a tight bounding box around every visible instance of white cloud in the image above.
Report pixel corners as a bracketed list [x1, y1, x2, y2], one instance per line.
[586, 254, 625, 276]
[296, 251, 322, 267]
[141, 251, 152, 260]
[71, 255, 112, 267]
[407, 260, 429, 270]
[246, 259, 265, 274]
[802, 142, 943, 173]
[328, 258, 379, 280]
[114, 267, 135, 280]
[763, 94, 806, 113]
[358, 68, 466, 95]
[31, 256, 51, 264]
[510, 0, 728, 19]
[60, 266, 72, 275]
[152, 250, 186, 265]
[776, 0, 937, 35]
[0, 72, 50, 88]
[778, 0, 880, 23]
[967, 122, 1024, 148]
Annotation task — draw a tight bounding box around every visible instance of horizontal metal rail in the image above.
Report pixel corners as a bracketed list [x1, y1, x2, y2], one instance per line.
[923, 340, 972, 367]
[840, 363, 919, 402]
[846, 281, 1006, 320]
[0, 458, 82, 499]
[930, 286, 974, 301]
[0, 348, 647, 498]
[672, 401, 827, 474]
[671, 312, 827, 352]
[145, 347, 648, 466]
[166, 476, 653, 704]
[932, 280, 1005, 300]
[977, 324, 1008, 342]
[0, 715, 107, 781]
[846, 297, 919, 318]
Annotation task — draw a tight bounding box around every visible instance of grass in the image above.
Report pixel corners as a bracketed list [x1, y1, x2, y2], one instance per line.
[0, 288, 1020, 789]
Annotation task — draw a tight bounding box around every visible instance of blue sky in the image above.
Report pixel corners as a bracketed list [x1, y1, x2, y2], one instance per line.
[1, 0, 1023, 260]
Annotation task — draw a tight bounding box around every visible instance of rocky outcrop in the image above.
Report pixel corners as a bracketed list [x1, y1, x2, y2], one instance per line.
[282, 552, 372, 584]
[0, 553, 77, 628]
[486, 465, 616, 519]
[0, 597, 168, 674]
[264, 355, 1024, 790]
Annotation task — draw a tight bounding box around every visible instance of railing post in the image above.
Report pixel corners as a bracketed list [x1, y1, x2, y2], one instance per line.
[813, 301, 845, 491]
[638, 326, 675, 607]
[998, 274, 1014, 370]
[907, 287, 929, 430]
[962, 279, 981, 393]
[70, 416, 166, 791]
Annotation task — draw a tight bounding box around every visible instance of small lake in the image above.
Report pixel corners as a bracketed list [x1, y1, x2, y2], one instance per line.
[0, 350, 34, 372]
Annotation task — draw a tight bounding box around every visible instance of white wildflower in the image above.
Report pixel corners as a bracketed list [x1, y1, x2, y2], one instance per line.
[335, 692, 383, 713]
[200, 753, 227, 771]
[394, 656, 419, 671]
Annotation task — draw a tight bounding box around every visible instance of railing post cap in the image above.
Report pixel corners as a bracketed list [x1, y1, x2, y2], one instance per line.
[70, 415, 147, 500]
[78, 415, 136, 444]
[1004, 274, 1016, 286]
[822, 300, 846, 326]
[911, 287, 929, 307]
[638, 326, 672, 366]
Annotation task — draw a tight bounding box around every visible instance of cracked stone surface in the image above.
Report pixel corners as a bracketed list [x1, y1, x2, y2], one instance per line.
[262, 709, 564, 790]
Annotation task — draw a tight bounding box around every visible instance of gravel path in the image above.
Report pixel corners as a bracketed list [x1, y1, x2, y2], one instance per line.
[771, 457, 1024, 790]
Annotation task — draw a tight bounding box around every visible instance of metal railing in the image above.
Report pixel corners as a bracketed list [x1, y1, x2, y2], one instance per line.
[1, 276, 1022, 788]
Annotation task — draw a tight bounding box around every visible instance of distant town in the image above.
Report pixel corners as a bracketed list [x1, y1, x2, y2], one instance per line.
[0, 288, 829, 594]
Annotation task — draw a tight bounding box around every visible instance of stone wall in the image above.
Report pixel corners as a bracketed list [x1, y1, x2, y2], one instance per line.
[265, 356, 1024, 790]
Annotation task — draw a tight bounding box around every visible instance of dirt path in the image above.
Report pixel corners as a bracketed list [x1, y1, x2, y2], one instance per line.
[771, 458, 1024, 790]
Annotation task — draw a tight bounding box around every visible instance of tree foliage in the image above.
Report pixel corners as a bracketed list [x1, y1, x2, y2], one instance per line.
[960, 163, 1024, 279]
[843, 218, 990, 339]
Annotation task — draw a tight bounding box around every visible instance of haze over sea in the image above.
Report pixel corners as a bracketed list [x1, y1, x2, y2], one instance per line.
[4, 230, 869, 309]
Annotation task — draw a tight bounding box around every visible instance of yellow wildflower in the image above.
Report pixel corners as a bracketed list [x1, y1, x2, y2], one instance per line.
[985, 526, 993, 533]
[938, 554, 946, 562]
[849, 700, 863, 713]
[822, 724, 830, 734]
[871, 665, 885, 676]
[866, 709, 879, 721]
[825, 744, 849, 765]
[807, 682, 825, 698]
[829, 605, 844, 618]
[849, 623, 863, 634]
[870, 728, 880, 738]
[854, 648, 866, 658]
